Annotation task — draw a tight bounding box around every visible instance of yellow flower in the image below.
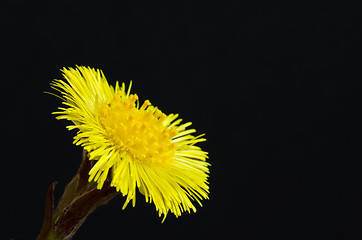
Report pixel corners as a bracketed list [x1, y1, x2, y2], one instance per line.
[50, 66, 210, 221]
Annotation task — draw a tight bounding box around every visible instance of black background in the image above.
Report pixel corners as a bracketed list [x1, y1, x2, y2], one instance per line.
[3, 0, 362, 239]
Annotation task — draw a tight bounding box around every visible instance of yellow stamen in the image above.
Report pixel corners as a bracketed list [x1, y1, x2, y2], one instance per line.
[98, 90, 178, 165]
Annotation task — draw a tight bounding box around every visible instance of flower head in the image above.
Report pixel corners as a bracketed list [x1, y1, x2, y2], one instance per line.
[50, 66, 210, 220]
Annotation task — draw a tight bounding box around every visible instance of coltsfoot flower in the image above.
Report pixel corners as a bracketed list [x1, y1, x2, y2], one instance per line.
[50, 66, 210, 221]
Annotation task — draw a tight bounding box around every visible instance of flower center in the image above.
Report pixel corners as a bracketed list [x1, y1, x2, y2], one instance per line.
[98, 91, 178, 164]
